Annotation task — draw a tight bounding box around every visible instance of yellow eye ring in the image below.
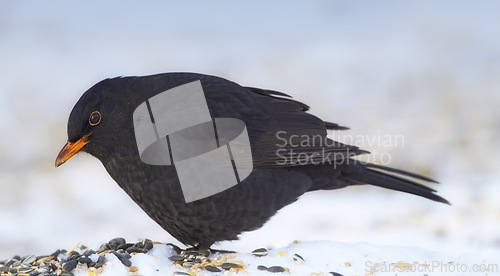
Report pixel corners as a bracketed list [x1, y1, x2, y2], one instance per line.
[89, 111, 101, 126]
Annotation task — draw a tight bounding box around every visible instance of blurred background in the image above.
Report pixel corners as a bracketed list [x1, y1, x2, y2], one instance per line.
[1, 0, 499, 259]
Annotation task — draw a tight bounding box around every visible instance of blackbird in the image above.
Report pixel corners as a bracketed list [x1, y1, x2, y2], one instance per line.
[56, 72, 448, 250]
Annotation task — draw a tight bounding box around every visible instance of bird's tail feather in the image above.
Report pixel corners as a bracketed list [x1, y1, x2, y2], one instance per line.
[341, 162, 450, 204]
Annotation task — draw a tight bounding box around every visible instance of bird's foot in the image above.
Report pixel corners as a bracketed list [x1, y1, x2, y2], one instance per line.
[208, 248, 237, 254]
[166, 243, 236, 256]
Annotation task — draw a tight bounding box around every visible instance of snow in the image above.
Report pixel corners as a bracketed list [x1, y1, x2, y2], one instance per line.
[67, 241, 499, 275]
[1, 0, 500, 274]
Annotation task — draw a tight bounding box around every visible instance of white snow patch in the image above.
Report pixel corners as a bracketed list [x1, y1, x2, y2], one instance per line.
[70, 241, 499, 276]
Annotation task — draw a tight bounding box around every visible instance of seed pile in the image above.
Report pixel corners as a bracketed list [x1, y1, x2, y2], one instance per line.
[0, 239, 345, 275]
[0, 238, 153, 276]
[250, 247, 343, 275]
[167, 246, 246, 274]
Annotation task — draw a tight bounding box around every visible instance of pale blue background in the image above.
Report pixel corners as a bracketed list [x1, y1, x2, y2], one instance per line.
[0, 0, 499, 259]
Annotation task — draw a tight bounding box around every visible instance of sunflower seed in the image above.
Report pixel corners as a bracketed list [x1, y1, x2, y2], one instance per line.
[50, 262, 59, 271]
[22, 255, 37, 264]
[35, 255, 51, 262]
[36, 266, 51, 273]
[3, 259, 15, 267]
[94, 255, 106, 268]
[50, 249, 61, 258]
[18, 265, 35, 273]
[117, 243, 134, 251]
[113, 252, 132, 267]
[221, 262, 241, 270]
[29, 270, 42, 276]
[182, 261, 195, 268]
[143, 239, 154, 251]
[126, 246, 143, 254]
[83, 249, 95, 257]
[267, 266, 287, 273]
[257, 265, 268, 271]
[251, 248, 268, 257]
[61, 259, 77, 272]
[77, 256, 92, 264]
[108, 237, 126, 250]
[205, 265, 221, 272]
[11, 260, 22, 267]
[293, 253, 305, 264]
[168, 254, 185, 262]
[67, 251, 80, 260]
[98, 243, 110, 252]
[192, 256, 204, 264]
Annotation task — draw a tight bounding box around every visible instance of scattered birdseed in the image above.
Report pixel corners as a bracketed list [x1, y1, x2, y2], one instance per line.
[117, 243, 134, 251]
[94, 255, 106, 268]
[76, 256, 92, 264]
[113, 252, 132, 267]
[182, 261, 196, 268]
[257, 264, 290, 273]
[61, 259, 77, 272]
[185, 254, 196, 262]
[169, 254, 186, 262]
[267, 265, 288, 273]
[0, 237, 160, 276]
[252, 248, 269, 257]
[257, 265, 268, 271]
[204, 264, 221, 272]
[221, 262, 241, 270]
[0, 239, 291, 275]
[293, 253, 305, 264]
[126, 246, 144, 254]
[22, 255, 36, 264]
[108, 237, 126, 250]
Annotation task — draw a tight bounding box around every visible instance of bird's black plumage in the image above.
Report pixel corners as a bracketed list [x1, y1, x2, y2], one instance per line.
[56, 72, 448, 250]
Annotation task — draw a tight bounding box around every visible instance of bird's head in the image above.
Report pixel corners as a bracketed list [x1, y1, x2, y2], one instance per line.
[55, 78, 133, 167]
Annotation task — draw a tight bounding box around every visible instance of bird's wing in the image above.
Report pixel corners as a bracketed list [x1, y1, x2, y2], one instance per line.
[244, 87, 367, 168]
[204, 83, 367, 169]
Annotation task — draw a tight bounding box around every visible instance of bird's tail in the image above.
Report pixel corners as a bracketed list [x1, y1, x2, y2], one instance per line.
[339, 162, 450, 204]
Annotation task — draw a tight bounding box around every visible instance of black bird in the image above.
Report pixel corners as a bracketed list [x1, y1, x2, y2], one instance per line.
[56, 72, 448, 250]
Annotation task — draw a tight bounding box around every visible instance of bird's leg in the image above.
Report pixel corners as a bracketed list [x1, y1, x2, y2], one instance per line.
[195, 242, 212, 252]
[208, 248, 237, 254]
[167, 242, 236, 256]
[192, 243, 236, 255]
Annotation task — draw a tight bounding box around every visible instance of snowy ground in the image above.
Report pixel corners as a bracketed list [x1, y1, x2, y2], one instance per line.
[69, 241, 499, 276]
[1, 1, 499, 275]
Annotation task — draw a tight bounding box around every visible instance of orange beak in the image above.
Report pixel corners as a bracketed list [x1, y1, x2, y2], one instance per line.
[55, 132, 92, 167]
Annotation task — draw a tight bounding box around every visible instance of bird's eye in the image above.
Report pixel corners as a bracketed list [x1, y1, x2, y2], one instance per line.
[89, 111, 101, 126]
